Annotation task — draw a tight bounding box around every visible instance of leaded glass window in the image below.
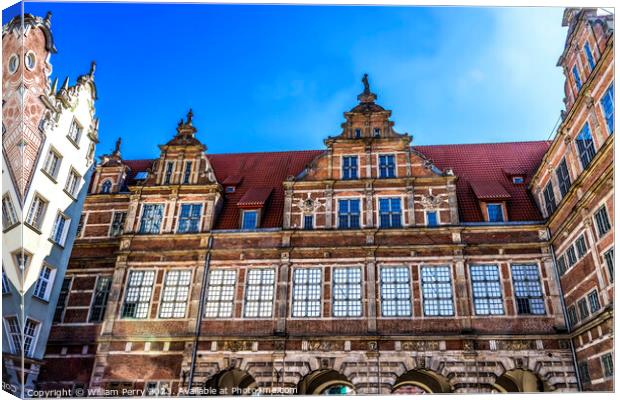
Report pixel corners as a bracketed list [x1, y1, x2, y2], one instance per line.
[121, 270, 155, 319]
[342, 156, 358, 180]
[594, 206, 611, 238]
[470, 265, 504, 315]
[380, 267, 412, 317]
[584, 42, 595, 70]
[177, 204, 202, 233]
[587, 290, 600, 313]
[543, 182, 556, 216]
[556, 159, 572, 197]
[601, 83, 614, 134]
[292, 268, 321, 317]
[332, 268, 362, 317]
[159, 270, 191, 318]
[89, 276, 112, 322]
[511, 264, 545, 315]
[204, 270, 236, 318]
[487, 204, 504, 222]
[572, 65, 582, 91]
[244, 269, 275, 318]
[139, 204, 164, 234]
[379, 198, 401, 228]
[338, 199, 360, 229]
[53, 277, 72, 323]
[378, 154, 396, 178]
[421, 266, 454, 316]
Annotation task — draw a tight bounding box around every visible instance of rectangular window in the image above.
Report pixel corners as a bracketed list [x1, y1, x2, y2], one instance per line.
[604, 248, 614, 282]
[3, 269, 11, 294]
[25, 195, 48, 230]
[23, 318, 40, 356]
[64, 169, 81, 197]
[89, 276, 112, 323]
[53, 277, 72, 323]
[241, 210, 258, 230]
[587, 290, 600, 313]
[567, 305, 578, 328]
[33, 265, 55, 301]
[543, 182, 556, 216]
[68, 119, 82, 144]
[486, 204, 504, 222]
[572, 65, 582, 91]
[177, 204, 202, 233]
[421, 266, 454, 316]
[511, 264, 545, 315]
[601, 353, 613, 377]
[594, 206, 611, 238]
[557, 254, 567, 276]
[204, 270, 236, 318]
[379, 198, 402, 228]
[332, 267, 362, 317]
[601, 83, 614, 134]
[556, 159, 572, 197]
[183, 161, 192, 184]
[292, 268, 321, 317]
[159, 270, 192, 318]
[380, 267, 412, 317]
[4, 316, 22, 354]
[2, 193, 18, 229]
[5, 317, 40, 357]
[121, 270, 155, 319]
[378, 154, 396, 178]
[138, 204, 164, 234]
[303, 215, 314, 230]
[42, 148, 62, 179]
[470, 265, 504, 315]
[110, 211, 126, 237]
[577, 298, 590, 320]
[566, 245, 577, 266]
[244, 269, 275, 318]
[578, 362, 591, 384]
[426, 211, 438, 227]
[50, 212, 71, 246]
[373, 127, 381, 137]
[342, 156, 358, 180]
[354, 128, 362, 138]
[575, 235, 587, 258]
[338, 199, 360, 229]
[76, 214, 85, 238]
[584, 42, 595, 70]
[164, 162, 174, 185]
[576, 123, 596, 170]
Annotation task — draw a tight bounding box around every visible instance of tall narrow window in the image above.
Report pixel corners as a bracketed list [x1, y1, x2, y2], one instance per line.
[575, 235, 587, 258]
[177, 204, 202, 233]
[183, 161, 192, 184]
[578, 362, 591, 384]
[5, 317, 40, 357]
[543, 182, 557, 216]
[89, 276, 112, 323]
[577, 298, 589, 320]
[338, 199, 360, 229]
[604, 248, 614, 282]
[421, 266, 454, 316]
[576, 123, 596, 169]
[342, 156, 358, 180]
[587, 290, 600, 313]
[42, 148, 62, 179]
[204, 270, 236, 318]
[3, 269, 11, 294]
[159, 270, 192, 318]
[76, 214, 86, 238]
[380, 267, 412, 317]
[594, 206, 611, 238]
[53, 277, 72, 323]
[601, 353, 614, 377]
[26, 195, 48, 230]
[244, 269, 275, 318]
[121, 270, 155, 319]
[600, 83, 614, 134]
[110, 211, 126, 237]
[2, 193, 18, 229]
[426, 210, 438, 227]
[68, 119, 83, 144]
[511, 264, 545, 315]
[241, 210, 258, 230]
[470, 265, 504, 315]
[65, 169, 81, 198]
[33, 265, 55, 301]
[354, 128, 362, 138]
[292, 268, 321, 317]
[164, 162, 174, 185]
[332, 267, 362, 317]
[303, 215, 314, 230]
[378, 154, 396, 178]
[139, 204, 164, 234]
[572, 65, 582, 91]
[566, 245, 577, 266]
[555, 159, 572, 197]
[23, 318, 40, 357]
[101, 180, 112, 194]
[50, 212, 71, 246]
[567, 305, 578, 328]
[557, 254, 567, 276]
[486, 204, 504, 222]
[584, 42, 595, 70]
[4, 316, 21, 354]
[379, 198, 402, 228]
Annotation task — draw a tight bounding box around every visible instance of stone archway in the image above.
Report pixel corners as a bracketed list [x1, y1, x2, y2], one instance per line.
[297, 369, 355, 395]
[493, 369, 550, 393]
[392, 369, 452, 394]
[203, 368, 257, 396]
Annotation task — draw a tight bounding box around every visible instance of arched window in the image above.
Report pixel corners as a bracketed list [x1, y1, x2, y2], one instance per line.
[101, 180, 112, 194]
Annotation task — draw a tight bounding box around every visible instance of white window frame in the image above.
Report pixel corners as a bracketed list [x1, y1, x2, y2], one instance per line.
[67, 118, 83, 146]
[42, 147, 62, 180]
[470, 264, 505, 316]
[64, 167, 81, 198]
[204, 269, 237, 318]
[376, 196, 404, 229]
[336, 196, 363, 229]
[291, 268, 322, 318]
[379, 266, 412, 317]
[176, 203, 203, 234]
[486, 203, 505, 223]
[121, 270, 156, 319]
[420, 265, 455, 317]
[241, 209, 259, 230]
[243, 268, 275, 318]
[109, 211, 127, 237]
[33, 264, 56, 301]
[332, 267, 363, 318]
[510, 264, 546, 315]
[376, 153, 398, 179]
[50, 211, 71, 246]
[340, 154, 359, 180]
[158, 269, 192, 319]
[2, 192, 19, 229]
[25, 193, 48, 230]
[138, 203, 165, 234]
[3, 316, 22, 354]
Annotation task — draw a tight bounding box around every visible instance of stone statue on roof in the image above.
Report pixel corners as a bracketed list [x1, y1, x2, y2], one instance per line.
[362, 73, 370, 94]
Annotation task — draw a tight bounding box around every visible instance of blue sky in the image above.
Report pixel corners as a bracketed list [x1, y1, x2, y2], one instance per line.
[6, 2, 567, 159]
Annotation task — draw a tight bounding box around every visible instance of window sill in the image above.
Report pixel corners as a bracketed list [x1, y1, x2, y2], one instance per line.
[32, 295, 50, 304]
[63, 189, 78, 201]
[24, 223, 42, 235]
[66, 135, 81, 149]
[2, 222, 20, 233]
[48, 237, 66, 249]
[41, 169, 58, 184]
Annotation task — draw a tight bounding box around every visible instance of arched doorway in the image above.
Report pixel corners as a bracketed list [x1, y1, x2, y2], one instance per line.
[493, 369, 549, 392]
[297, 369, 355, 395]
[392, 369, 452, 394]
[204, 368, 257, 395]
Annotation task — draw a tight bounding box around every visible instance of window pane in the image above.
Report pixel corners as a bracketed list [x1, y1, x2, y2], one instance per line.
[292, 268, 321, 317]
[470, 265, 504, 315]
[204, 270, 236, 318]
[421, 266, 454, 316]
[122, 271, 155, 319]
[159, 270, 192, 318]
[511, 265, 545, 315]
[380, 267, 412, 317]
[244, 269, 275, 318]
[332, 268, 362, 317]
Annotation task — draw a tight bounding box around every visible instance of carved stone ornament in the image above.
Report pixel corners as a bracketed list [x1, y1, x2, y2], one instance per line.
[308, 341, 332, 352]
[498, 340, 534, 351]
[538, 230, 550, 240]
[297, 196, 322, 214]
[420, 194, 440, 209]
[367, 341, 378, 351]
[221, 340, 252, 352]
[402, 341, 440, 352]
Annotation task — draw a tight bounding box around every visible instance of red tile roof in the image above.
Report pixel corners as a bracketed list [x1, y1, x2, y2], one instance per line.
[237, 188, 273, 209]
[469, 180, 511, 201]
[116, 141, 549, 228]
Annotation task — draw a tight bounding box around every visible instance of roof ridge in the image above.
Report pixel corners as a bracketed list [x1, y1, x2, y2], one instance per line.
[414, 140, 551, 148]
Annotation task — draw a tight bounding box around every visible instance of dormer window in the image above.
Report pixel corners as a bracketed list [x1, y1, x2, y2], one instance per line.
[511, 176, 524, 184]
[101, 180, 112, 194]
[378, 154, 396, 178]
[164, 162, 174, 185]
[242, 210, 258, 230]
[354, 128, 362, 138]
[342, 156, 358, 180]
[226, 186, 236, 193]
[134, 171, 149, 181]
[373, 127, 381, 137]
[486, 204, 504, 222]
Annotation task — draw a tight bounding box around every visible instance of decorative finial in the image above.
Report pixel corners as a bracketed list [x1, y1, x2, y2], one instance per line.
[50, 77, 58, 95]
[186, 108, 193, 125]
[60, 76, 69, 92]
[45, 11, 52, 23]
[89, 61, 96, 78]
[114, 137, 122, 155]
[362, 73, 370, 94]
